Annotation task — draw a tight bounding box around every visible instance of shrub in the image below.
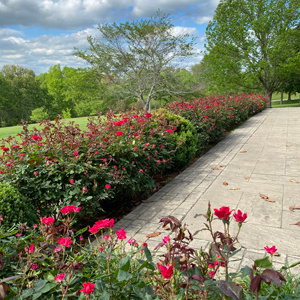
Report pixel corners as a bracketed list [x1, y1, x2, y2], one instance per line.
[0, 110, 181, 218]
[0, 183, 38, 228]
[166, 94, 266, 148]
[1, 203, 298, 299]
[30, 107, 49, 123]
[157, 108, 198, 170]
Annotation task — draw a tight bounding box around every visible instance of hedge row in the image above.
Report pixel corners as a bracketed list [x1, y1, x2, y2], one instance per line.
[0, 94, 265, 227]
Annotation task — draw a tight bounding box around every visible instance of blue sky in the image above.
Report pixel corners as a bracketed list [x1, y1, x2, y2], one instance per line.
[0, 0, 220, 75]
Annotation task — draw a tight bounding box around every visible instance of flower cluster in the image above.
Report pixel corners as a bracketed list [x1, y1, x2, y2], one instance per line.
[60, 205, 82, 214]
[88, 218, 114, 234]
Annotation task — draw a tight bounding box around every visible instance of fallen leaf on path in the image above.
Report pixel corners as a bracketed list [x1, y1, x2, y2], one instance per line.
[259, 193, 275, 202]
[230, 187, 240, 190]
[273, 252, 280, 256]
[244, 176, 250, 180]
[146, 232, 161, 238]
[240, 151, 247, 153]
[142, 200, 153, 203]
[290, 179, 298, 183]
[220, 165, 228, 167]
[292, 222, 300, 226]
[289, 206, 300, 212]
[286, 145, 291, 147]
[223, 182, 229, 186]
[163, 225, 170, 230]
[211, 167, 220, 170]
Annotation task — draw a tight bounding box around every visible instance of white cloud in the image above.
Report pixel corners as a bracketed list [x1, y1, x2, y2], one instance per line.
[0, 0, 219, 29]
[170, 26, 198, 37]
[0, 1, 219, 73]
[0, 28, 100, 73]
[195, 16, 212, 25]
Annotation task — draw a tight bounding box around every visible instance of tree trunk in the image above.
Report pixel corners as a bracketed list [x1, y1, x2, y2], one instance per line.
[264, 90, 272, 108]
[288, 91, 291, 101]
[280, 92, 283, 105]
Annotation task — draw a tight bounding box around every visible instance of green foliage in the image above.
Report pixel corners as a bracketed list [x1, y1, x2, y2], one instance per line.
[74, 11, 196, 111]
[0, 65, 46, 126]
[2, 203, 300, 299]
[30, 107, 49, 122]
[0, 183, 38, 228]
[205, 0, 300, 106]
[157, 108, 198, 169]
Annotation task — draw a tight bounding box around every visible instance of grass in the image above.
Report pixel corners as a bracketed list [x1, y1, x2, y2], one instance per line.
[271, 92, 300, 108]
[272, 99, 300, 108]
[0, 116, 90, 144]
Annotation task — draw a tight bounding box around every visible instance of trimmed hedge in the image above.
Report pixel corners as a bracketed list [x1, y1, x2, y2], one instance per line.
[0, 94, 265, 223]
[0, 183, 38, 228]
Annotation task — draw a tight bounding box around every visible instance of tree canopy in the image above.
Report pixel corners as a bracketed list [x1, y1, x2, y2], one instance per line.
[205, 0, 300, 107]
[74, 11, 196, 111]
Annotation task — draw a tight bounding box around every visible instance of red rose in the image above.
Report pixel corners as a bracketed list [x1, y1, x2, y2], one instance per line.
[264, 245, 277, 254]
[233, 210, 247, 223]
[214, 206, 233, 221]
[57, 237, 73, 247]
[40, 217, 55, 225]
[157, 262, 175, 279]
[80, 282, 95, 295]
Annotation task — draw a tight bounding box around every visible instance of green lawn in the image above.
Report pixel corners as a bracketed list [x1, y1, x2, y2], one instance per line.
[0, 117, 90, 143]
[272, 99, 300, 108]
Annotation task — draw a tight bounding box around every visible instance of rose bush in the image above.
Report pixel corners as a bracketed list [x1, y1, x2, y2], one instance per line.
[0, 94, 265, 224]
[0, 109, 185, 219]
[1, 203, 298, 300]
[166, 94, 265, 150]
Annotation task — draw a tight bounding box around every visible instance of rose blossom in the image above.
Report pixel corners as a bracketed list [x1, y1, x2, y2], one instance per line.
[115, 228, 127, 240]
[41, 217, 55, 225]
[162, 236, 171, 244]
[57, 237, 73, 248]
[80, 282, 95, 295]
[55, 273, 66, 282]
[214, 206, 233, 221]
[128, 238, 136, 244]
[233, 210, 247, 223]
[157, 263, 175, 279]
[264, 245, 277, 254]
[88, 218, 115, 234]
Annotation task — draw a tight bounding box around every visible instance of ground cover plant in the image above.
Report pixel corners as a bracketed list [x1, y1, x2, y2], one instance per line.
[0, 203, 299, 299]
[0, 94, 265, 227]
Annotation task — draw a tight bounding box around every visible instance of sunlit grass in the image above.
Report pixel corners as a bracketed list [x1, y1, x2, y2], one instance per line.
[272, 99, 300, 108]
[0, 117, 91, 144]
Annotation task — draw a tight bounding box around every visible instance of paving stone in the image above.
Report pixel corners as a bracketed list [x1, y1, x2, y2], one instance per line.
[113, 108, 300, 272]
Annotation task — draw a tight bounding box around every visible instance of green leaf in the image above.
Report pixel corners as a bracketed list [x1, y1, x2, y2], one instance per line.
[75, 226, 89, 236]
[21, 288, 33, 298]
[40, 283, 56, 294]
[33, 279, 47, 292]
[117, 269, 132, 282]
[144, 245, 152, 263]
[254, 257, 272, 269]
[98, 291, 111, 300]
[119, 255, 130, 270]
[32, 292, 42, 300]
[44, 272, 55, 282]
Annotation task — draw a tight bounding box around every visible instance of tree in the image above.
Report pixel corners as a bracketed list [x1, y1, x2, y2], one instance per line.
[205, 0, 300, 107]
[74, 11, 196, 111]
[1, 65, 45, 125]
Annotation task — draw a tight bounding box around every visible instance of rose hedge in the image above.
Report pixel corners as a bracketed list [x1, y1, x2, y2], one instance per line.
[0, 94, 265, 221]
[0, 110, 195, 219]
[165, 94, 265, 150]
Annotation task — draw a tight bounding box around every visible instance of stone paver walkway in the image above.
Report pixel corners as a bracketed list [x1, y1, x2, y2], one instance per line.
[115, 107, 300, 274]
